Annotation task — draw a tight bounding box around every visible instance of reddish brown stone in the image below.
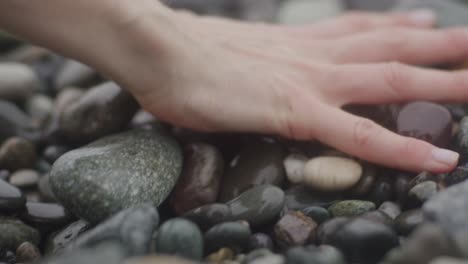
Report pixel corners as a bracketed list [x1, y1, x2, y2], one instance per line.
[274, 211, 317, 248]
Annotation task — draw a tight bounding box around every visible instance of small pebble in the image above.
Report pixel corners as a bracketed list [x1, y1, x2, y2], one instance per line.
[394, 209, 426, 237]
[274, 211, 317, 249]
[328, 200, 376, 217]
[0, 179, 25, 212]
[284, 154, 307, 184]
[9, 169, 39, 189]
[300, 206, 330, 224]
[247, 233, 274, 251]
[0, 137, 36, 172]
[303, 157, 362, 191]
[204, 221, 251, 253]
[207, 248, 234, 264]
[15, 241, 41, 263]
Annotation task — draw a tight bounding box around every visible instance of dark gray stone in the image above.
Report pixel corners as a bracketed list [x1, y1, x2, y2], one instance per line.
[0, 100, 39, 144]
[0, 179, 25, 212]
[0, 217, 40, 251]
[204, 221, 251, 253]
[50, 128, 182, 223]
[183, 203, 232, 231]
[286, 245, 346, 264]
[41, 242, 125, 264]
[0, 137, 36, 171]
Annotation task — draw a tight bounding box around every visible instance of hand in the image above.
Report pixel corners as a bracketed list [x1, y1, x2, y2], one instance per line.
[111, 7, 468, 173]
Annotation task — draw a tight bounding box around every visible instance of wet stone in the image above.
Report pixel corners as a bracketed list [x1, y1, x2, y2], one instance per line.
[38, 174, 56, 202]
[58, 82, 139, 144]
[44, 220, 90, 256]
[0, 63, 39, 101]
[219, 139, 285, 202]
[368, 176, 394, 206]
[0, 100, 39, 143]
[397, 101, 453, 148]
[20, 202, 72, 233]
[226, 185, 285, 226]
[206, 248, 234, 263]
[183, 203, 231, 231]
[284, 153, 307, 184]
[247, 233, 274, 251]
[300, 206, 330, 225]
[204, 221, 251, 253]
[394, 173, 412, 204]
[0, 137, 36, 172]
[408, 171, 440, 191]
[406, 181, 438, 209]
[315, 217, 350, 245]
[394, 209, 426, 237]
[154, 218, 203, 260]
[69, 205, 159, 257]
[9, 169, 39, 189]
[445, 166, 468, 187]
[328, 200, 376, 217]
[430, 257, 468, 264]
[360, 210, 394, 228]
[25, 94, 53, 124]
[42, 145, 69, 164]
[379, 201, 401, 220]
[327, 218, 399, 264]
[274, 211, 317, 249]
[283, 185, 340, 212]
[0, 250, 15, 264]
[41, 242, 125, 264]
[286, 245, 346, 264]
[15, 241, 41, 263]
[0, 179, 25, 212]
[50, 128, 182, 224]
[0, 218, 40, 251]
[349, 164, 377, 196]
[169, 143, 224, 215]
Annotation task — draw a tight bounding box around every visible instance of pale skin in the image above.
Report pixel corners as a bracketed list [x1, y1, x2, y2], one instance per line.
[1, 0, 468, 173]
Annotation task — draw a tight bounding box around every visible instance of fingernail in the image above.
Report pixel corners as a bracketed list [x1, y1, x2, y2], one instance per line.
[431, 148, 459, 166]
[408, 9, 436, 26]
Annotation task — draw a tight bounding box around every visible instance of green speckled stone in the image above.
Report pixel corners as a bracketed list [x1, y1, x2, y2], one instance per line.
[0, 217, 40, 251]
[154, 218, 203, 260]
[328, 200, 376, 217]
[49, 128, 182, 223]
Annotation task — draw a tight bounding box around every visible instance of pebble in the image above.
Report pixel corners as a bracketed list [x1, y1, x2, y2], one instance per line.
[423, 179, 468, 257]
[226, 185, 285, 226]
[42, 145, 69, 164]
[315, 217, 350, 245]
[327, 218, 399, 264]
[397, 101, 453, 148]
[53, 60, 98, 89]
[0, 218, 40, 251]
[444, 166, 468, 187]
[15, 241, 41, 263]
[247, 233, 274, 251]
[283, 185, 341, 211]
[58, 82, 139, 144]
[25, 94, 53, 124]
[249, 254, 285, 264]
[207, 247, 234, 263]
[154, 218, 203, 260]
[183, 203, 232, 231]
[44, 220, 90, 255]
[70, 205, 159, 257]
[381, 224, 459, 264]
[169, 143, 224, 215]
[204, 221, 251, 253]
[369, 175, 394, 206]
[0, 100, 39, 143]
[41, 242, 125, 264]
[20, 202, 72, 232]
[286, 246, 346, 264]
[125, 255, 197, 264]
[0, 137, 36, 171]
[394, 173, 412, 204]
[394, 209, 426, 236]
[38, 174, 56, 202]
[300, 206, 330, 225]
[360, 210, 394, 227]
[328, 200, 376, 217]
[0, 63, 39, 101]
[430, 257, 468, 264]
[9, 169, 39, 189]
[0, 179, 25, 212]
[284, 153, 307, 184]
[274, 211, 317, 248]
[303, 157, 362, 192]
[349, 164, 377, 196]
[219, 139, 285, 202]
[50, 128, 182, 223]
[379, 201, 401, 219]
[0, 170, 9, 181]
[406, 181, 438, 209]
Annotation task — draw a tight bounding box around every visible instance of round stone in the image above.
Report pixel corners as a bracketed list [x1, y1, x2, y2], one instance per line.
[42, 145, 69, 164]
[0, 137, 37, 172]
[350, 164, 377, 196]
[0, 100, 39, 143]
[125, 255, 197, 264]
[204, 221, 251, 253]
[274, 211, 317, 249]
[286, 246, 346, 264]
[316, 217, 350, 245]
[378, 202, 401, 220]
[15, 241, 41, 263]
[169, 143, 224, 215]
[0, 179, 25, 212]
[397, 101, 453, 148]
[0, 63, 39, 101]
[300, 206, 330, 225]
[154, 218, 203, 260]
[283, 185, 341, 212]
[368, 176, 394, 206]
[407, 181, 439, 209]
[183, 203, 231, 231]
[49, 129, 182, 224]
[328, 200, 376, 217]
[0, 218, 40, 251]
[248, 233, 274, 251]
[284, 154, 308, 184]
[444, 166, 468, 187]
[394, 209, 426, 236]
[303, 157, 362, 191]
[20, 202, 72, 232]
[9, 169, 39, 189]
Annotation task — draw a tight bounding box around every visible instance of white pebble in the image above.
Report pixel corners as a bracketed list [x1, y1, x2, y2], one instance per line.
[284, 154, 308, 184]
[303, 156, 362, 191]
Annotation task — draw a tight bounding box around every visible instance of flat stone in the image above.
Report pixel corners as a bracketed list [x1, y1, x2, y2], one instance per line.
[303, 157, 362, 192]
[218, 138, 285, 202]
[0, 179, 25, 212]
[0, 218, 40, 251]
[397, 101, 452, 148]
[378, 201, 401, 220]
[316, 217, 351, 245]
[44, 220, 90, 256]
[154, 218, 203, 260]
[169, 143, 224, 215]
[204, 221, 251, 253]
[9, 169, 39, 189]
[69, 205, 159, 257]
[58, 82, 139, 144]
[226, 185, 285, 226]
[394, 209, 426, 236]
[20, 202, 72, 232]
[0, 137, 36, 172]
[328, 200, 376, 217]
[25, 94, 54, 124]
[0, 63, 39, 101]
[274, 211, 317, 249]
[50, 128, 182, 223]
[327, 218, 399, 264]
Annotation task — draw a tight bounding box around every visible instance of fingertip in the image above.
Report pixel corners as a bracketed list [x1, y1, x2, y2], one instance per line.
[423, 148, 459, 173]
[405, 9, 437, 27]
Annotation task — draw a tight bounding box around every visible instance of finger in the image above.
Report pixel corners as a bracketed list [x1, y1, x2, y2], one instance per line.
[323, 63, 468, 105]
[328, 28, 468, 64]
[313, 107, 459, 173]
[296, 10, 436, 39]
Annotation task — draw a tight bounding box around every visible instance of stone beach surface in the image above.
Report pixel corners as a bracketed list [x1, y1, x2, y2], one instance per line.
[2, 0, 468, 264]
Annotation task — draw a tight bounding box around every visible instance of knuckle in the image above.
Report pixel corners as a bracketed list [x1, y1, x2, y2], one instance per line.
[382, 62, 409, 96]
[353, 118, 380, 148]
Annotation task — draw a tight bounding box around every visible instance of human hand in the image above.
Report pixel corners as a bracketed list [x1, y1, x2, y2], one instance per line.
[111, 6, 468, 173]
